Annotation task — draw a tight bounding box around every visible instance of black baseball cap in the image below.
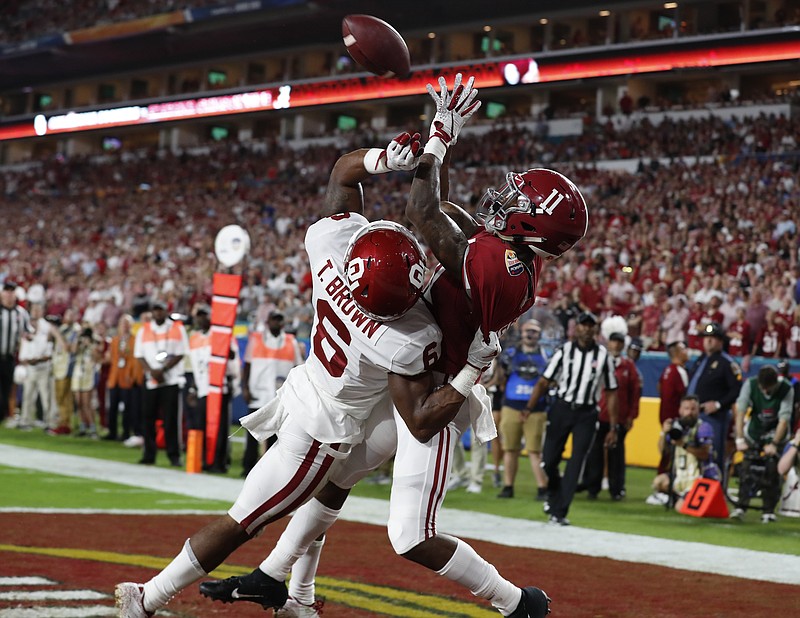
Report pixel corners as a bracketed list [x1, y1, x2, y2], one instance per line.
[577, 311, 598, 326]
[268, 310, 285, 320]
[609, 332, 626, 342]
[194, 303, 211, 316]
[628, 338, 644, 351]
[150, 299, 167, 311]
[702, 322, 725, 338]
[2, 280, 16, 291]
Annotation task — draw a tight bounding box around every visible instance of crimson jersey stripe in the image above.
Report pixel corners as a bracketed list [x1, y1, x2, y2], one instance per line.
[256, 452, 337, 533]
[424, 427, 451, 540]
[240, 441, 324, 534]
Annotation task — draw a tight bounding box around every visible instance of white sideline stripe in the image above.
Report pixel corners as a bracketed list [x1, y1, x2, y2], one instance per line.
[1, 444, 799, 585]
[0, 577, 55, 586]
[0, 590, 108, 601]
[0, 508, 227, 515]
[0, 607, 116, 617]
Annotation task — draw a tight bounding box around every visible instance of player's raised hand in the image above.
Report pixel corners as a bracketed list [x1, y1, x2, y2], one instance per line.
[386, 131, 422, 171]
[423, 73, 482, 162]
[466, 329, 500, 372]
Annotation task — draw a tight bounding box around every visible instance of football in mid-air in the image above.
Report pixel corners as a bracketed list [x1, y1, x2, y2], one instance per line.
[342, 14, 410, 78]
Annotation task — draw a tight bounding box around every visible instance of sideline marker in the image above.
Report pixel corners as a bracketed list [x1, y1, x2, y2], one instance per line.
[679, 478, 729, 518]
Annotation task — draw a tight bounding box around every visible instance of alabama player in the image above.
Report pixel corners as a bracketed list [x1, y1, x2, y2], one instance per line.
[114, 134, 499, 618]
[203, 74, 589, 618]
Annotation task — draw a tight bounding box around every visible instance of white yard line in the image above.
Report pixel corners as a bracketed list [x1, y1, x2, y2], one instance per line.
[0, 606, 116, 617]
[2, 444, 799, 585]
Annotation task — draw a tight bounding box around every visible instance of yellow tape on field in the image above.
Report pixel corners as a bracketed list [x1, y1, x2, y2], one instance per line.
[0, 544, 496, 617]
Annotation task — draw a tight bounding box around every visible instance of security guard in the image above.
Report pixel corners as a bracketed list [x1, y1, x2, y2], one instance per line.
[686, 322, 742, 471]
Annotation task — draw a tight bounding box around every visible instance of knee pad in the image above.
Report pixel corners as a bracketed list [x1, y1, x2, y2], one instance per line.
[387, 518, 423, 555]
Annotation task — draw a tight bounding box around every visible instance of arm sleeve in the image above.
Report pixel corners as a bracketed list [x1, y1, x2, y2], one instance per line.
[779, 387, 794, 422]
[720, 358, 742, 410]
[542, 347, 564, 382]
[735, 379, 752, 414]
[603, 353, 619, 391]
[631, 367, 642, 419]
[133, 329, 144, 359]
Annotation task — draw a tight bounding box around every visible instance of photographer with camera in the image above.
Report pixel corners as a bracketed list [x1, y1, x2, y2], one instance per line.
[651, 394, 721, 512]
[496, 319, 550, 500]
[730, 365, 793, 523]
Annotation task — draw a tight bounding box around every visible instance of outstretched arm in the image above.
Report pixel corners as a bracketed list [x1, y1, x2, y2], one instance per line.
[406, 155, 469, 278]
[406, 73, 481, 280]
[320, 132, 421, 219]
[441, 200, 480, 237]
[319, 149, 370, 218]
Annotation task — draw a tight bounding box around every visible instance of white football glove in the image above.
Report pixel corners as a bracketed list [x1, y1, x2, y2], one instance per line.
[423, 73, 481, 161]
[386, 131, 422, 171]
[466, 329, 501, 371]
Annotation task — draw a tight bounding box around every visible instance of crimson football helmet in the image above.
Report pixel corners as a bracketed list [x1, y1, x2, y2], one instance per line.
[343, 220, 427, 322]
[477, 168, 588, 259]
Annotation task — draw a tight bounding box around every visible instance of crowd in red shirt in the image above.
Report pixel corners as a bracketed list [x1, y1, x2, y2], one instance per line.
[1, 114, 798, 361]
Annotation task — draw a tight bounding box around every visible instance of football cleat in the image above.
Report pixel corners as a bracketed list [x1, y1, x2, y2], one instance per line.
[275, 596, 325, 617]
[645, 492, 669, 506]
[507, 586, 551, 618]
[115, 582, 153, 618]
[729, 508, 745, 521]
[199, 569, 288, 609]
[466, 482, 483, 494]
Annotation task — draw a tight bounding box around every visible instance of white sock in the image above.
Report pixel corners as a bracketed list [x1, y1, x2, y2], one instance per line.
[260, 499, 340, 581]
[435, 538, 522, 615]
[287, 537, 325, 604]
[142, 539, 206, 612]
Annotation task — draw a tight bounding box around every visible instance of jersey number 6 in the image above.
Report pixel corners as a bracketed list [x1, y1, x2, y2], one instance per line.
[312, 299, 351, 377]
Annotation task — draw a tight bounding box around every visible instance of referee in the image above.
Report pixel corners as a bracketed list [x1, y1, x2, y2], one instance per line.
[526, 311, 619, 525]
[0, 281, 30, 422]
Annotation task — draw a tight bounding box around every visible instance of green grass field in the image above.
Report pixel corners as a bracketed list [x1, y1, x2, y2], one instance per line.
[3, 425, 799, 556]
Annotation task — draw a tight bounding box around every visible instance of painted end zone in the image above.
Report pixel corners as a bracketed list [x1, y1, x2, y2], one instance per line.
[0, 513, 793, 617]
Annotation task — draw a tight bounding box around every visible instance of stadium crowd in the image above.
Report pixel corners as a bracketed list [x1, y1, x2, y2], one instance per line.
[0, 0, 226, 45]
[1, 114, 799, 470]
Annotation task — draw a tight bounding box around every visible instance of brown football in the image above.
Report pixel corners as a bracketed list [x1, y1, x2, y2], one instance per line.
[342, 14, 411, 78]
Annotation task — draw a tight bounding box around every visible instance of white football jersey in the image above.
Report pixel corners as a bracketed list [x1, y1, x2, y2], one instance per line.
[279, 213, 441, 444]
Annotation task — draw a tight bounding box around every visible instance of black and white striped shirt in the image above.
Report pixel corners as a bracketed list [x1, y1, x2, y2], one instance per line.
[542, 340, 618, 407]
[0, 304, 30, 358]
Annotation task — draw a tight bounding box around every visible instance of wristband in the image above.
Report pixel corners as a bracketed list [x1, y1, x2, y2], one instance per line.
[450, 364, 481, 398]
[423, 138, 448, 164]
[735, 437, 746, 448]
[791, 441, 800, 449]
[363, 148, 390, 174]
